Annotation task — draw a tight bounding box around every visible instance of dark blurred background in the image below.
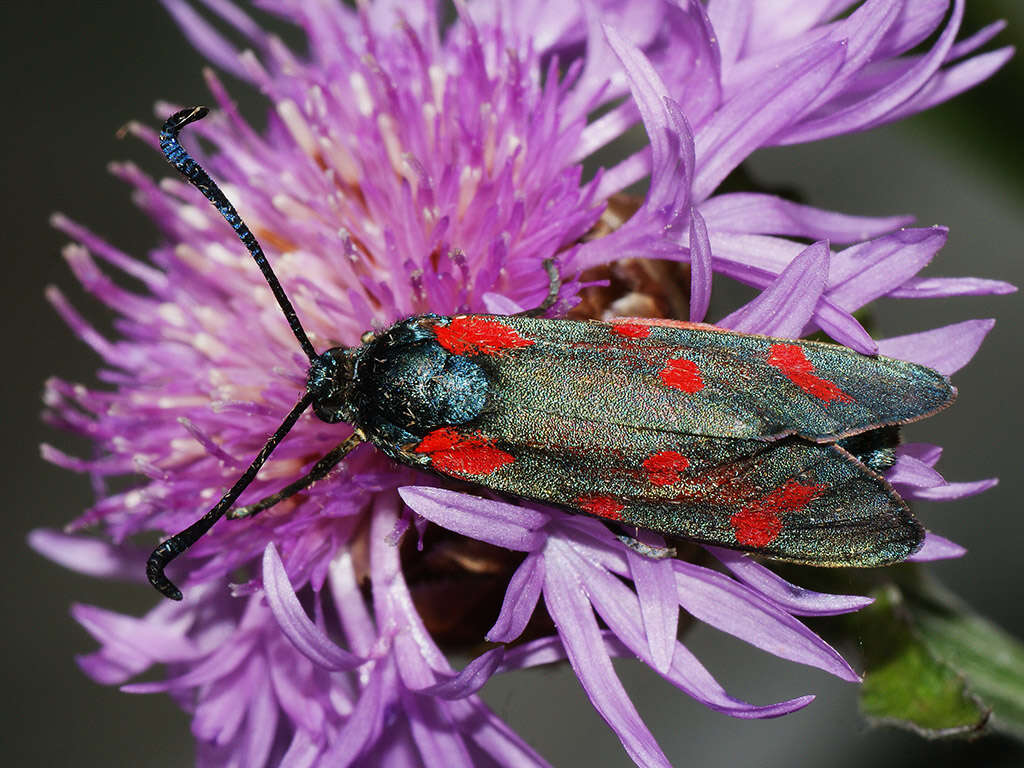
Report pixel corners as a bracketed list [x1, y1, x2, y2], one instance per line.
[3, 2, 1022, 766]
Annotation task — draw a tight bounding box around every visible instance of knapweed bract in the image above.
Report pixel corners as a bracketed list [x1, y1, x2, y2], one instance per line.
[36, 1, 1014, 765]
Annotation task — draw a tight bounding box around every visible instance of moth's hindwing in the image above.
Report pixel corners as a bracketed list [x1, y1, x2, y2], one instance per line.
[383, 315, 953, 565]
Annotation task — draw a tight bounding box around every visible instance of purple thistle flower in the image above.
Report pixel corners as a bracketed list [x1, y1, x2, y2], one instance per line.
[35, 1, 1014, 765]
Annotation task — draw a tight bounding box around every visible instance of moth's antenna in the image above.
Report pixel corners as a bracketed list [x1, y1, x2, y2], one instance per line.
[147, 392, 314, 600]
[160, 106, 319, 363]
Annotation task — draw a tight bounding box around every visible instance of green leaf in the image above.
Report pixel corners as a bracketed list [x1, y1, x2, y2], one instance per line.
[905, 578, 1024, 740]
[851, 570, 1024, 740]
[857, 582, 988, 737]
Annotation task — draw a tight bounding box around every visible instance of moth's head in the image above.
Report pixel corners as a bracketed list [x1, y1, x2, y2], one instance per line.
[307, 347, 357, 423]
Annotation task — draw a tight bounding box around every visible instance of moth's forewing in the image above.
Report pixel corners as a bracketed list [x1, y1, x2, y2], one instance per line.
[383, 315, 952, 565]
[479, 316, 955, 442]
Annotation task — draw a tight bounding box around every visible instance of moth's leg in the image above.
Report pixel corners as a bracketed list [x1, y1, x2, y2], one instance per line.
[227, 432, 364, 519]
[615, 532, 677, 560]
[515, 259, 561, 317]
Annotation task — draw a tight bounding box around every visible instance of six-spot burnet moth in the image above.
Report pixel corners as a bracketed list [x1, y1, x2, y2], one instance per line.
[147, 106, 955, 601]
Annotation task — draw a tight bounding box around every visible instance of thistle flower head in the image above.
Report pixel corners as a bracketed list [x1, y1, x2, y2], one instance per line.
[36, 1, 1013, 765]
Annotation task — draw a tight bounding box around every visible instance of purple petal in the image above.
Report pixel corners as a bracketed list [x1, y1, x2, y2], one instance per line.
[887, 454, 946, 489]
[28, 529, 143, 581]
[507, 628, 817, 720]
[543, 540, 671, 768]
[906, 477, 998, 501]
[559, 541, 660, 661]
[673, 561, 859, 681]
[123, 628, 255, 693]
[262, 544, 362, 670]
[328, 551, 377, 658]
[193, 0, 265, 44]
[500, 632, 576, 672]
[192, 661, 253, 745]
[705, 231, 806, 280]
[744, 0, 843, 47]
[415, 648, 505, 700]
[665, 641, 816, 718]
[876, 0, 951, 56]
[279, 729, 323, 768]
[400, 689, 474, 768]
[888, 276, 1017, 298]
[695, 232, 878, 353]
[242, 671, 278, 767]
[482, 293, 525, 315]
[801, 0, 904, 112]
[656, 0, 723, 129]
[880, 47, 1014, 125]
[45, 286, 125, 368]
[446, 697, 554, 768]
[487, 551, 545, 643]
[73, 603, 197, 686]
[321, 660, 387, 767]
[688, 207, 712, 322]
[266, 655, 325, 734]
[50, 214, 167, 289]
[603, 25, 694, 218]
[557, 517, 632, 576]
[693, 40, 845, 200]
[898, 442, 943, 467]
[391, 627, 456, 699]
[160, 0, 250, 81]
[719, 240, 829, 336]
[566, 540, 818, 718]
[827, 227, 947, 310]
[706, 0, 749, 68]
[576, 97, 635, 161]
[398, 487, 548, 551]
[177, 416, 243, 467]
[707, 547, 873, 616]
[811, 297, 878, 354]
[626, 534, 679, 674]
[73, 603, 196, 660]
[699, 193, 911, 243]
[777, 0, 966, 143]
[909, 532, 967, 562]
[353, 719, 419, 768]
[877, 319, 995, 374]
[947, 20, 1008, 60]
[77, 651, 146, 688]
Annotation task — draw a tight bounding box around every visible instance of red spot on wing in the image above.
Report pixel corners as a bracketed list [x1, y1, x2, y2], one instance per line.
[611, 322, 651, 339]
[577, 495, 624, 521]
[415, 427, 514, 476]
[658, 358, 704, 393]
[433, 316, 534, 356]
[643, 451, 690, 486]
[678, 464, 751, 504]
[730, 507, 783, 548]
[730, 479, 825, 548]
[767, 344, 853, 403]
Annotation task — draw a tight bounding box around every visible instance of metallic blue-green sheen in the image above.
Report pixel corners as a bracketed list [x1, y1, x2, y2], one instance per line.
[311, 315, 955, 567]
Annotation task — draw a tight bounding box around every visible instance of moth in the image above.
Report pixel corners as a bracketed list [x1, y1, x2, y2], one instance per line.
[148, 107, 953, 600]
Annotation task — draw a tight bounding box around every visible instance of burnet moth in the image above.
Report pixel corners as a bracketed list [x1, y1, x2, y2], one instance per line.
[148, 107, 955, 601]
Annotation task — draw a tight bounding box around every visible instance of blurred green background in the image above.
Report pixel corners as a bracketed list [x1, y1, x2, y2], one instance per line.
[3, 2, 1022, 766]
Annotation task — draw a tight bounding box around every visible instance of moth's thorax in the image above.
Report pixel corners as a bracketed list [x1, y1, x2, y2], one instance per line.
[350, 317, 491, 450]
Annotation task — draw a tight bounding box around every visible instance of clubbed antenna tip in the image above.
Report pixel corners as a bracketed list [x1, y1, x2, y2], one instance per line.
[168, 105, 209, 130]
